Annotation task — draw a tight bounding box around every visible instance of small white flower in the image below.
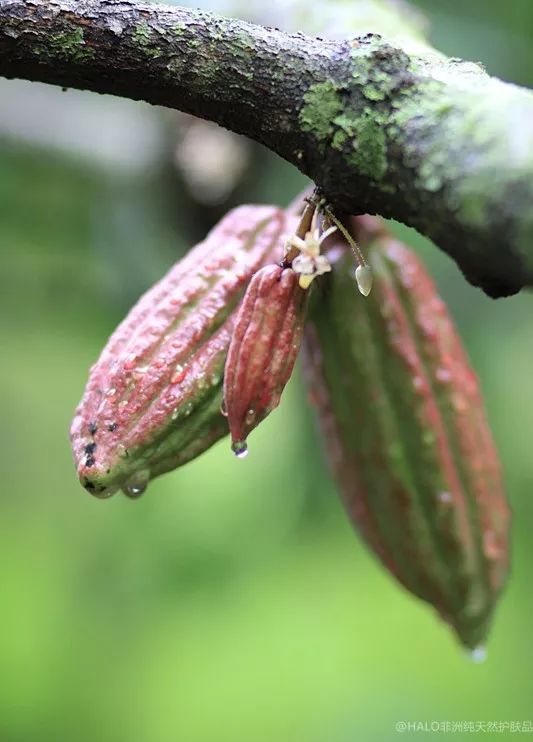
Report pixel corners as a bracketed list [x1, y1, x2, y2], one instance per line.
[286, 221, 336, 290]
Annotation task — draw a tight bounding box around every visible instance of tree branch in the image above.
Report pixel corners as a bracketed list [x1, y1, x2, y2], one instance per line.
[1, 0, 532, 297]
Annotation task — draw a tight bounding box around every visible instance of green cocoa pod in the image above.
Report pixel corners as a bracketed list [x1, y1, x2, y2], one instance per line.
[70, 205, 294, 498]
[303, 217, 510, 649]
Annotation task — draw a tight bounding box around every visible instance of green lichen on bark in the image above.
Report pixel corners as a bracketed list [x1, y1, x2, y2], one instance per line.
[332, 111, 388, 180]
[171, 22, 187, 36]
[362, 83, 387, 101]
[299, 40, 417, 185]
[299, 81, 344, 147]
[37, 28, 94, 63]
[132, 22, 163, 59]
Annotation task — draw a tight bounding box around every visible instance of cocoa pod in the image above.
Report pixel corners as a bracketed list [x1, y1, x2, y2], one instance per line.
[223, 264, 308, 456]
[303, 218, 510, 649]
[70, 205, 294, 498]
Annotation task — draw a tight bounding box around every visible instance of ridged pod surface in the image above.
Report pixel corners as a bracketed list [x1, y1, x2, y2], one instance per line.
[303, 217, 510, 649]
[71, 205, 294, 498]
[223, 264, 308, 455]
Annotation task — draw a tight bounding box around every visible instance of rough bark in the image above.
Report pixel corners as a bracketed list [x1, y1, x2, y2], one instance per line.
[1, 0, 532, 297]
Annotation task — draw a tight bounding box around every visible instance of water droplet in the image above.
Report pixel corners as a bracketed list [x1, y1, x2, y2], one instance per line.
[438, 490, 452, 503]
[93, 486, 118, 500]
[171, 365, 186, 384]
[232, 440, 248, 458]
[468, 646, 487, 664]
[210, 372, 221, 387]
[184, 402, 193, 416]
[245, 409, 256, 426]
[122, 469, 150, 499]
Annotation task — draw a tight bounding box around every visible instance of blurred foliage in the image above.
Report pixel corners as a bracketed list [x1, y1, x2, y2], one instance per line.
[1, 1, 533, 741]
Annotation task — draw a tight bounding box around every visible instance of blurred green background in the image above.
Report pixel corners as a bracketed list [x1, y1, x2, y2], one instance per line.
[1, 1, 532, 740]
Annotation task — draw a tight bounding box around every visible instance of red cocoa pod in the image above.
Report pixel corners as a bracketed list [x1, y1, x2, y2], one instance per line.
[223, 264, 308, 456]
[70, 205, 296, 498]
[303, 218, 510, 649]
